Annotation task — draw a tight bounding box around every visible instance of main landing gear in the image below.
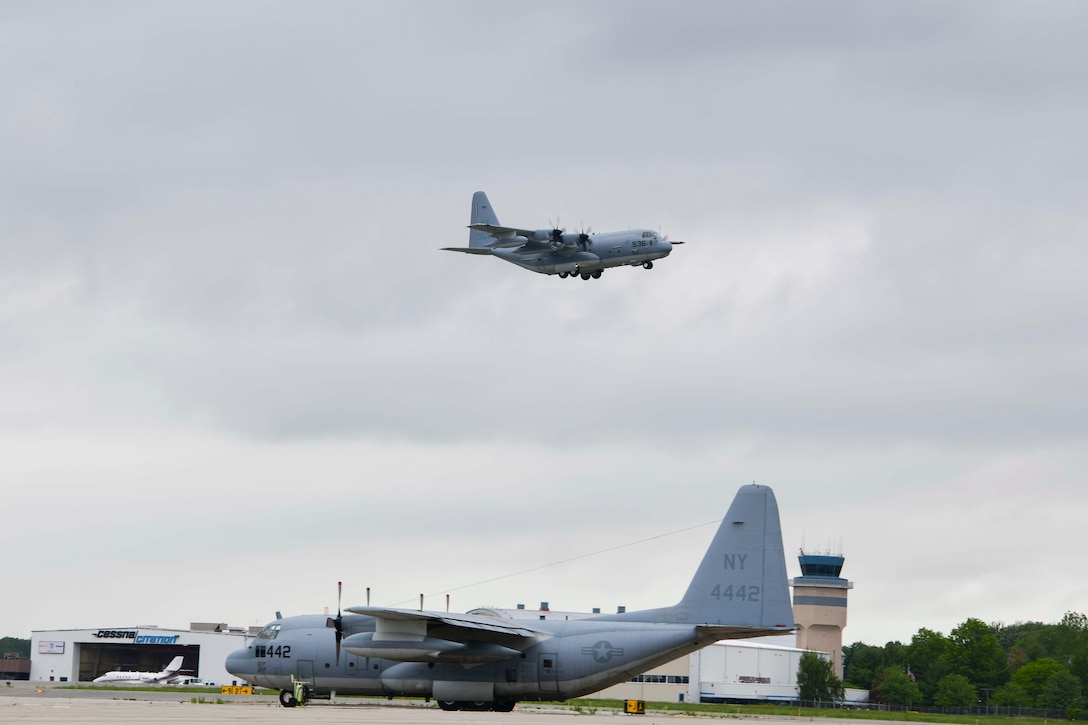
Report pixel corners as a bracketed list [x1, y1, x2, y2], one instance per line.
[437, 699, 517, 712]
[557, 270, 602, 280]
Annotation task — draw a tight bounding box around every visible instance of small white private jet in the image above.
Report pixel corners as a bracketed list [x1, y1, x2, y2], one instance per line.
[92, 655, 185, 685]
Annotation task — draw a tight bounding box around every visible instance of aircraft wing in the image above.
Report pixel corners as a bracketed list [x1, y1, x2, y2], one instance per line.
[346, 606, 544, 639]
[511, 243, 555, 255]
[441, 246, 493, 255]
[343, 606, 548, 663]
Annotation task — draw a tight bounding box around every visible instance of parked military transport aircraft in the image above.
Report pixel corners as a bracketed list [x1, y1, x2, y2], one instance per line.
[441, 191, 682, 280]
[225, 484, 793, 710]
[93, 655, 185, 685]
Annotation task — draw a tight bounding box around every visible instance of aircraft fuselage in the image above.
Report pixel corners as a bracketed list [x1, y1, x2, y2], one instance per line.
[442, 192, 683, 280]
[227, 613, 710, 703]
[225, 485, 794, 711]
[494, 230, 676, 276]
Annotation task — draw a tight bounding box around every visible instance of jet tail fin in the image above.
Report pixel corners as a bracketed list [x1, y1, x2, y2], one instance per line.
[612, 484, 794, 637]
[163, 656, 184, 674]
[468, 191, 499, 248]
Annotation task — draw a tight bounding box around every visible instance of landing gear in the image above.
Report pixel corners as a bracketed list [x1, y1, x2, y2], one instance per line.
[436, 700, 518, 712]
[643, 261, 654, 270]
[558, 271, 569, 278]
[592, 269, 602, 278]
[581, 274, 591, 280]
[280, 675, 312, 707]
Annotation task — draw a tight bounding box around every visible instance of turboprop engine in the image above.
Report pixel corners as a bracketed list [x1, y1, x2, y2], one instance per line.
[547, 229, 591, 254]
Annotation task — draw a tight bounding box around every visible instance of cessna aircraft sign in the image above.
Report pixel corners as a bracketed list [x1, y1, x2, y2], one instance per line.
[91, 630, 181, 645]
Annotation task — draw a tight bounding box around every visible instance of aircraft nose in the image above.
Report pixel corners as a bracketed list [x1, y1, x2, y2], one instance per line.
[225, 648, 251, 677]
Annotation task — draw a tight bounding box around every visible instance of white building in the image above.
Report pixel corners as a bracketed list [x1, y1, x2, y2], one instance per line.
[30, 625, 250, 686]
[594, 637, 813, 703]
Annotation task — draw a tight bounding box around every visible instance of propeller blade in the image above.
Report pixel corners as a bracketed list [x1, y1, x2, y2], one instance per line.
[335, 581, 343, 665]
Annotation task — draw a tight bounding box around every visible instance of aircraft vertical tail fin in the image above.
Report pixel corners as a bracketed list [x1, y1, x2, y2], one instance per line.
[613, 484, 794, 637]
[468, 191, 499, 247]
[163, 656, 184, 674]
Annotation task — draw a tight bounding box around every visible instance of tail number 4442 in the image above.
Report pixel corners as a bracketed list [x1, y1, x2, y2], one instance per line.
[710, 584, 760, 601]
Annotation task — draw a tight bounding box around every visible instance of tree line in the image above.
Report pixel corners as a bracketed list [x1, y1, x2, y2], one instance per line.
[838, 612, 1087, 712]
[1, 637, 31, 659]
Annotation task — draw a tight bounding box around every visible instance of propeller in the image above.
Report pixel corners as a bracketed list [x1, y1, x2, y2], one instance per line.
[549, 218, 593, 253]
[549, 226, 565, 250]
[578, 226, 592, 250]
[327, 581, 344, 665]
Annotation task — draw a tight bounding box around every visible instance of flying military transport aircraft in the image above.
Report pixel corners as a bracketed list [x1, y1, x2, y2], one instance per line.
[225, 484, 793, 710]
[441, 191, 682, 280]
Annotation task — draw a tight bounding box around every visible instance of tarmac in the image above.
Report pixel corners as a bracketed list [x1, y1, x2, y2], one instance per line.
[2, 682, 632, 724]
[0, 683, 874, 725]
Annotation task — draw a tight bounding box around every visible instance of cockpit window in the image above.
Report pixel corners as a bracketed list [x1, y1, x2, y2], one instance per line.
[256, 623, 281, 640]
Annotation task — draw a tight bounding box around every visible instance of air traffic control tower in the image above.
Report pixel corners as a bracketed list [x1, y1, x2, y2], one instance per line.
[791, 552, 853, 678]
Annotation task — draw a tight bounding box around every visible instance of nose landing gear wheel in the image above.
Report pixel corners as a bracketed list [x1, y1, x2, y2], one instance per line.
[643, 261, 654, 269]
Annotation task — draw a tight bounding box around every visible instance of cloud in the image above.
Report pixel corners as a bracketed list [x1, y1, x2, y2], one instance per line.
[2, 2, 1087, 649]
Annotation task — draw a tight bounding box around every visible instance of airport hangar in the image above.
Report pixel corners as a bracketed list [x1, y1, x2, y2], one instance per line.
[29, 623, 252, 685]
[28, 552, 858, 702]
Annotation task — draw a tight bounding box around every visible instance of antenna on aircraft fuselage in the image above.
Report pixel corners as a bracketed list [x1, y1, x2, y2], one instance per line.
[366, 587, 370, 606]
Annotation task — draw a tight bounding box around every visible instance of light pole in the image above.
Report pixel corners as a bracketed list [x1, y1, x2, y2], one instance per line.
[980, 687, 994, 716]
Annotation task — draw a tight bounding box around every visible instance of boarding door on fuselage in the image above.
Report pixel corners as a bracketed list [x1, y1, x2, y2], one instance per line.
[297, 659, 315, 688]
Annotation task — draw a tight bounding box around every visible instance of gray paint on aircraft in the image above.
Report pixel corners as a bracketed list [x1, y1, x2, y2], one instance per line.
[225, 484, 793, 711]
[442, 192, 682, 280]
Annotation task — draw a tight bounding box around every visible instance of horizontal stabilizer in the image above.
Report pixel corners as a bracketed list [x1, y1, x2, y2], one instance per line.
[468, 223, 541, 238]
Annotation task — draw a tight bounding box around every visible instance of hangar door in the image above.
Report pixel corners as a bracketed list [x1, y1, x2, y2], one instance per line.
[80, 644, 200, 682]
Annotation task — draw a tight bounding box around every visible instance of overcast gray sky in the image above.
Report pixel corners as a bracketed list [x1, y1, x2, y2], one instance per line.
[3, 1, 1086, 648]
